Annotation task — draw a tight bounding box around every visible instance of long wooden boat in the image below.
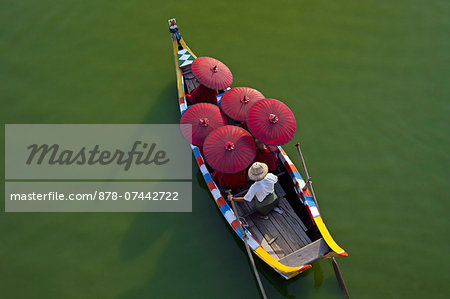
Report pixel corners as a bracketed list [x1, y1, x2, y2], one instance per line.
[168, 19, 347, 280]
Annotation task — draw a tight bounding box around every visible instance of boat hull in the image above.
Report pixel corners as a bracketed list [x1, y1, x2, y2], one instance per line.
[168, 18, 346, 279]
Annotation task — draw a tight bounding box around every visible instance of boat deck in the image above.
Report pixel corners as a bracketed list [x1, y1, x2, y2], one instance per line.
[235, 182, 326, 262]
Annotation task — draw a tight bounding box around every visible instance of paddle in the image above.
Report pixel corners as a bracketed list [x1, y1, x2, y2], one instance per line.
[295, 143, 350, 298]
[226, 190, 268, 299]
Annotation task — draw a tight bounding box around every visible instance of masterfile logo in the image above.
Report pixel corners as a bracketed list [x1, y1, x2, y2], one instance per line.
[4, 124, 193, 212]
[26, 141, 170, 171]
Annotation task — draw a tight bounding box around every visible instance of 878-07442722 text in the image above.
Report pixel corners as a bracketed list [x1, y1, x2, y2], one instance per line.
[9, 191, 179, 201]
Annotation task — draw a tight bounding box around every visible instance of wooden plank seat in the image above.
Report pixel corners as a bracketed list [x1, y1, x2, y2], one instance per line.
[278, 238, 330, 266]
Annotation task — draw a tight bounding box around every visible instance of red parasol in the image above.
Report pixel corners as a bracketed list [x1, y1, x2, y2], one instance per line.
[192, 57, 233, 90]
[220, 87, 265, 121]
[203, 126, 256, 173]
[180, 103, 228, 146]
[247, 99, 296, 146]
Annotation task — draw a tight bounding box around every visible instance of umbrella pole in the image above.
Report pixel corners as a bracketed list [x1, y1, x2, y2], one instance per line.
[294, 143, 350, 299]
[227, 191, 268, 299]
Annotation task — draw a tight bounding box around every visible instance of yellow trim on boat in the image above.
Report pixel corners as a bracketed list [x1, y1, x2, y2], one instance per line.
[179, 39, 197, 59]
[172, 39, 184, 99]
[314, 216, 348, 257]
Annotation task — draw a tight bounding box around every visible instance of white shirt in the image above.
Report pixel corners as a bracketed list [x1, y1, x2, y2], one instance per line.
[244, 173, 278, 202]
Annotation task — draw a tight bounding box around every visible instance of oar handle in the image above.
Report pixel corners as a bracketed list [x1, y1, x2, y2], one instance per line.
[227, 189, 268, 299]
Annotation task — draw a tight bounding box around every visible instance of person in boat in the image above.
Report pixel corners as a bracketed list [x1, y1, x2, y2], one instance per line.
[254, 139, 277, 172]
[187, 84, 218, 104]
[228, 162, 282, 219]
[212, 169, 248, 190]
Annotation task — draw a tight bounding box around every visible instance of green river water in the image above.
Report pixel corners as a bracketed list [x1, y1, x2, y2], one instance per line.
[1, 0, 449, 298]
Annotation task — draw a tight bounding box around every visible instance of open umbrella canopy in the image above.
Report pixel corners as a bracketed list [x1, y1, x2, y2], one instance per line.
[192, 57, 233, 90]
[203, 125, 256, 173]
[180, 103, 228, 146]
[220, 87, 265, 121]
[247, 98, 296, 146]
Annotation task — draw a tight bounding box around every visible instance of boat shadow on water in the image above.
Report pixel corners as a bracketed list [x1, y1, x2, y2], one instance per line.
[141, 83, 180, 124]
